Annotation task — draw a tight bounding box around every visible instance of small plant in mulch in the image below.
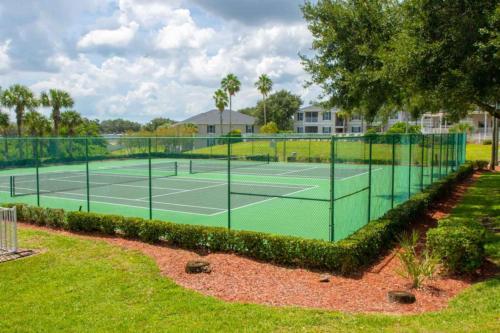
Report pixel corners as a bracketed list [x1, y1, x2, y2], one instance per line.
[395, 230, 439, 289]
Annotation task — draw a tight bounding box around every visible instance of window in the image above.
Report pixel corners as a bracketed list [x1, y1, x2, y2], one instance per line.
[305, 126, 318, 133]
[335, 115, 344, 127]
[296, 113, 303, 121]
[322, 112, 331, 121]
[246, 125, 254, 133]
[305, 112, 318, 122]
[350, 114, 361, 121]
[335, 128, 344, 133]
[322, 126, 332, 134]
[351, 126, 362, 133]
[207, 125, 216, 134]
[296, 126, 304, 133]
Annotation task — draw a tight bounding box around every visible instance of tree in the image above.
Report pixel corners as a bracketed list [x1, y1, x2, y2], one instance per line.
[221, 73, 241, 131]
[0, 84, 38, 136]
[448, 123, 474, 134]
[213, 89, 228, 135]
[255, 74, 273, 124]
[0, 110, 10, 158]
[40, 89, 74, 136]
[142, 117, 176, 132]
[260, 121, 279, 134]
[255, 90, 302, 130]
[386, 121, 421, 134]
[301, 0, 402, 122]
[24, 111, 51, 136]
[61, 110, 83, 136]
[389, 0, 499, 168]
[77, 118, 100, 136]
[100, 119, 141, 133]
[238, 107, 257, 117]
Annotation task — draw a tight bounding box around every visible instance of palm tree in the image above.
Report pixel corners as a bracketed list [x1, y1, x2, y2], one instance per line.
[0, 84, 38, 136]
[40, 89, 74, 136]
[61, 110, 83, 136]
[220, 74, 241, 132]
[0, 111, 10, 159]
[254, 74, 273, 125]
[24, 111, 51, 137]
[213, 89, 228, 135]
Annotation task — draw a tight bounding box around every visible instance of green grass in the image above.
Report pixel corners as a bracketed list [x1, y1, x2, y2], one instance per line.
[466, 143, 497, 161]
[1, 172, 499, 332]
[449, 171, 500, 264]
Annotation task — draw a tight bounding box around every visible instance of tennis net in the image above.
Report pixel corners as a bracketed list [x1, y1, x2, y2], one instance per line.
[11, 161, 178, 197]
[189, 154, 270, 174]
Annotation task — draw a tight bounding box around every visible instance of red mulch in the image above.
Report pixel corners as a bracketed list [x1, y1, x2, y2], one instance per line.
[19, 171, 497, 314]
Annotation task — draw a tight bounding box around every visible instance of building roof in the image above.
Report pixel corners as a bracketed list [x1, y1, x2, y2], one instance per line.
[299, 105, 338, 112]
[179, 109, 256, 125]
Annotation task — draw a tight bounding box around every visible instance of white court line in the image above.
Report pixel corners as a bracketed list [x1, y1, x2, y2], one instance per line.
[19, 189, 226, 213]
[138, 182, 227, 200]
[275, 165, 326, 176]
[337, 167, 383, 181]
[208, 185, 320, 216]
[172, 176, 315, 190]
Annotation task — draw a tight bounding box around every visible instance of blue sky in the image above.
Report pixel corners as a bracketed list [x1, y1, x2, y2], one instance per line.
[0, 0, 319, 123]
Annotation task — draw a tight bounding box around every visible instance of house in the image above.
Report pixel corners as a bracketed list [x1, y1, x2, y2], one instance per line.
[179, 109, 258, 136]
[294, 105, 496, 141]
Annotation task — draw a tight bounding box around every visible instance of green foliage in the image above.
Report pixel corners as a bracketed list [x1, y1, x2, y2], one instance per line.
[24, 111, 51, 136]
[0, 84, 39, 136]
[260, 121, 279, 134]
[2, 162, 474, 276]
[396, 231, 438, 288]
[40, 89, 74, 136]
[483, 139, 492, 145]
[427, 219, 486, 274]
[142, 118, 176, 132]
[255, 90, 302, 130]
[386, 122, 422, 134]
[449, 123, 474, 134]
[99, 118, 141, 134]
[237, 107, 257, 117]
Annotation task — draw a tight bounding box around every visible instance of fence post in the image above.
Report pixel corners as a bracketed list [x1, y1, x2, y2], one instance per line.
[391, 135, 396, 208]
[439, 134, 443, 178]
[85, 137, 90, 212]
[408, 134, 412, 198]
[367, 135, 373, 224]
[329, 136, 335, 242]
[227, 138, 231, 230]
[430, 134, 435, 183]
[35, 138, 40, 207]
[420, 134, 425, 191]
[283, 138, 287, 162]
[445, 134, 449, 174]
[308, 137, 312, 162]
[148, 138, 153, 220]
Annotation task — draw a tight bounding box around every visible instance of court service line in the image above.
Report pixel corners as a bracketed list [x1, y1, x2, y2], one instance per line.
[138, 182, 227, 200]
[337, 167, 383, 182]
[208, 185, 319, 217]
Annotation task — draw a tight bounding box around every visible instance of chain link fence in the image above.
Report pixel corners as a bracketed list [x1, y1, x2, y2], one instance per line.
[0, 133, 466, 241]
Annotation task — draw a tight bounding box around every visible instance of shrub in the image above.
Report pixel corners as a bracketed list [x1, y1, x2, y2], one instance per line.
[482, 139, 492, 145]
[427, 220, 486, 274]
[396, 231, 438, 288]
[2, 162, 474, 275]
[473, 160, 489, 170]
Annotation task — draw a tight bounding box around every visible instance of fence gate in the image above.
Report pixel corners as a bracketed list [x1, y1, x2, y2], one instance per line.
[0, 207, 17, 254]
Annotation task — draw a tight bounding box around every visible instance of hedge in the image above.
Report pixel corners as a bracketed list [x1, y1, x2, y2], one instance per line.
[3, 163, 474, 275]
[427, 217, 486, 274]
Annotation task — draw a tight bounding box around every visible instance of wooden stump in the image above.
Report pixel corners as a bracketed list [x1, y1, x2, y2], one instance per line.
[185, 260, 212, 274]
[387, 291, 416, 304]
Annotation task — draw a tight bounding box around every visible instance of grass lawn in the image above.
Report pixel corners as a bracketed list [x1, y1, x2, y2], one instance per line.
[0, 175, 498, 332]
[466, 143, 497, 162]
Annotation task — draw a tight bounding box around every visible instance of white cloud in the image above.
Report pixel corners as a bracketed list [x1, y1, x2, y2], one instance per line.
[0, 39, 11, 73]
[77, 22, 139, 49]
[155, 10, 215, 50]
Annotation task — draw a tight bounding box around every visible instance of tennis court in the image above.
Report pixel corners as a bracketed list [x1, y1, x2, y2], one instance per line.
[0, 134, 467, 241]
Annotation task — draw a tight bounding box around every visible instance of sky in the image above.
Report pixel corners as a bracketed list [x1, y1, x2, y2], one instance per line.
[0, 0, 320, 124]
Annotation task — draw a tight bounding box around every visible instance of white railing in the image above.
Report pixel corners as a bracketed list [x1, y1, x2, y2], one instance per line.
[0, 207, 17, 254]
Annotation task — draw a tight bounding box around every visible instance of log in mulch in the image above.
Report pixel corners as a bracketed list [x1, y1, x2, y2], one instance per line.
[17, 171, 495, 314]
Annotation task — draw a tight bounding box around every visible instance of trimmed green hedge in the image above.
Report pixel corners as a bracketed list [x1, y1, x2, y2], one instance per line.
[427, 217, 486, 274]
[3, 163, 474, 274]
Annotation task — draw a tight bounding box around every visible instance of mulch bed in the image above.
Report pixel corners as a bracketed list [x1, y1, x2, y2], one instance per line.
[18, 171, 497, 314]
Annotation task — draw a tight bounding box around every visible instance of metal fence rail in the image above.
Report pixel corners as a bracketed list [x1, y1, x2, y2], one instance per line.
[0, 207, 17, 254]
[0, 133, 466, 242]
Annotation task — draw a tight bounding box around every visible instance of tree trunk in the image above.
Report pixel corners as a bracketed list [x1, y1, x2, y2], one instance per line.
[220, 111, 223, 136]
[229, 96, 232, 133]
[491, 116, 499, 170]
[263, 97, 267, 125]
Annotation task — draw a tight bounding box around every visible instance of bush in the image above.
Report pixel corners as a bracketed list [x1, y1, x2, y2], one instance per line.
[473, 160, 489, 170]
[482, 139, 492, 145]
[2, 162, 474, 275]
[427, 219, 486, 274]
